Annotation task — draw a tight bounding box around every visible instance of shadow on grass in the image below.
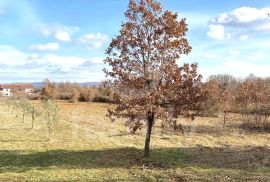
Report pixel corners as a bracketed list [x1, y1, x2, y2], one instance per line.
[0, 139, 45, 143]
[0, 128, 37, 131]
[0, 146, 269, 173]
[178, 123, 270, 136]
[108, 133, 133, 137]
[238, 123, 270, 133]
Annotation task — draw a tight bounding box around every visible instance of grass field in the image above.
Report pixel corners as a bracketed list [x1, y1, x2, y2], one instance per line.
[0, 101, 269, 181]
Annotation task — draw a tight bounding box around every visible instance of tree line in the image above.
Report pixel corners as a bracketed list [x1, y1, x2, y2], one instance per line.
[27, 79, 112, 103]
[203, 74, 270, 130]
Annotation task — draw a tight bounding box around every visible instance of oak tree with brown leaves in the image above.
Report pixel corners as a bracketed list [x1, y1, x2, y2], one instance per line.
[200, 80, 220, 117]
[220, 88, 234, 127]
[104, 0, 203, 156]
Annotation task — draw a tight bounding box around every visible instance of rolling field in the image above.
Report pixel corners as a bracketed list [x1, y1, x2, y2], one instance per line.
[0, 101, 270, 181]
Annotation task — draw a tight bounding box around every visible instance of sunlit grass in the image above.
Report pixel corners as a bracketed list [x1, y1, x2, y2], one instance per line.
[0, 101, 269, 181]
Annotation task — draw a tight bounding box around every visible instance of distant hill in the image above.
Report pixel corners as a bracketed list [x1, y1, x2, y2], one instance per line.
[1, 82, 101, 88]
[32, 82, 101, 88]
[79, 82, 101, 87]
[31, 82, 45, 88]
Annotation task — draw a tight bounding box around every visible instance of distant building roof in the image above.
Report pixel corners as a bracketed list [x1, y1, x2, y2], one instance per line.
[0, 84, 34, 89]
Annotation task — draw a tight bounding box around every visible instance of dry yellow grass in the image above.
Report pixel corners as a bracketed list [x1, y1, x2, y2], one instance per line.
[0, 101, 269, 181]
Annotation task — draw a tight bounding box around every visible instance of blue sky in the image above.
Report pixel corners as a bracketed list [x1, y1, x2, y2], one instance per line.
[0, 0, 270, 83]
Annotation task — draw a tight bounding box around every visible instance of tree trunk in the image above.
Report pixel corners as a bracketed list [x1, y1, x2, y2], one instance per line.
[255, 99, 258, 126]
[48, 112, 51, 141]
[223, 111, 227, 127]
[22, 108, 25, 122]
[31, 107, 35, 129]
[144, 111, 154, 157]
[48, 126, 51, 141]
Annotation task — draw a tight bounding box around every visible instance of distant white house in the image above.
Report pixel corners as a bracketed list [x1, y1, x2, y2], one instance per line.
[0, 84, 34, 97]
[0, 87, 12, 97]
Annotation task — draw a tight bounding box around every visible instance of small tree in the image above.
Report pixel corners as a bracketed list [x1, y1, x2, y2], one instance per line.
[43, 100, 60, 141]
[41, 79, 60, 140]
[42, 79, 58, 101]
[4, 97, 14, 113]
[104, 0, 202, 156]
[219, 88, 234, 127]
[79, 87, 97, 102]
[19, 98, 30, 123]
[70, 88, 79, 103]
[208, 74, 238, 90]
[25, 105, 42, 129]
[14, 100, 20, 118]
[200, 80, 221, 117]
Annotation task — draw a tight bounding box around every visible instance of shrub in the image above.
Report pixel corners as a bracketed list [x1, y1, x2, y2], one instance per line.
[70, 89, 79, 103]
[27, 93, 40, 100]
[59, 92, 72, 100]
[93, 95, 110, 103]
[42, 79, 58, 101]
[79, 88, 97, 102]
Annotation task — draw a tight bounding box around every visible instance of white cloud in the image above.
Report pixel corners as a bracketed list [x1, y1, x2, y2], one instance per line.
[55, 31, 70, 42]
[30, 42, 59, 51]
[41, 54, 86, 71]
[215, 7, 270, 27]
[0, 45, 28, 66]
[207, 25, 225, 40]
[227, 50, 240, 56]
[245, 52, 264, 61]
[200, 52, 221, 59]
[0, 1, 80, 42]
[239, 35, 249, 41]
[0, 45, 84, 69]
[27, 54, 42, 61]
[78, 33, 109, 50]
[43, 26, 79, 42]
[41, 25, 79, 42]
[199, 60, 270, 80]
[0, 45, 98, 77]
[208, 7, 270, 40]
[90, 57, 104, 64]
[0, 45, 107, 83]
